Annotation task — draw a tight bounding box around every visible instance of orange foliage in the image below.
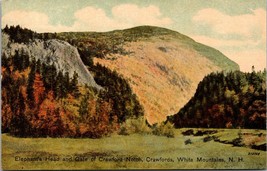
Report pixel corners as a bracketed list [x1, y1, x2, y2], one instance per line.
[29, 91, 78, 137]
[78, 99, 117, 138]
[20, 86, 28, 100]
[2, 65, 120, 138]
[33, 73, 45, 105]
[88, 99, 97, 117]
[1, 89, 12, 132]
[1, 104, 12, 132]
[2, 67, 6, 73]
[13, 70, 21, 80]
[225, 121, 233, 128]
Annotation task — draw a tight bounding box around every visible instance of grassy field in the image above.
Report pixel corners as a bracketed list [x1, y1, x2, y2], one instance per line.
[2, 129, 266, 170]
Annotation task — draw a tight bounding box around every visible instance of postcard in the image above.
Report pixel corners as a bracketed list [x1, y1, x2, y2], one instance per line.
[1, 0, 266, 170]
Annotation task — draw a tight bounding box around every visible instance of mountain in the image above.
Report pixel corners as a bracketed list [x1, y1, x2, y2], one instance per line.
[167, 70, 266, 129]
[2, 33, 101, 89]
[1, 26, 144, 138]
[57, 26, 239, 124]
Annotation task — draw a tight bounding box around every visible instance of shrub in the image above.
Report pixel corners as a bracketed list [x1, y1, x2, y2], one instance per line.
[185, 139, 192, 145]
[182, 129, 194, 136]
[194, 130, 204, 136]
[232, 132, 245, 147]
[118, 117, 151, 135]
[203, 136, 213, 142]
[152, 122, 175, 138]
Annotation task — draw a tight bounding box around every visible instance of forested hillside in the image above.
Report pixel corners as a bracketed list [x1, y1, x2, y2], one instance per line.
[54, 26, 239, 123]
[1, 25, 144, 138]
[168, 69, 266, 129]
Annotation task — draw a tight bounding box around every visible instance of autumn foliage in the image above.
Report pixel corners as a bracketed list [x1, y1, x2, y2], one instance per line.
[33, 73, 45, 105]
[168, 70, 266, 129]
[1, 35, 141, 138]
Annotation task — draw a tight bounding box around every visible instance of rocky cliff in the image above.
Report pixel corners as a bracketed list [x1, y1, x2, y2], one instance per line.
[2, 33, 100, 89]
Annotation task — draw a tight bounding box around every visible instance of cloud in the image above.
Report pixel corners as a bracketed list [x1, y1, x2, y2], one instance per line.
[224, 50, 266, 72]
[2, 4, 172, 32]
[192, 8, 266, 72]
[193, 8, 266, 40]
[72, 6, 124, 31]
[72, 4, 172, 31]
[2, 10, 70, 32]
[191, 34, 266, 72]
[112, 4, 172, 27]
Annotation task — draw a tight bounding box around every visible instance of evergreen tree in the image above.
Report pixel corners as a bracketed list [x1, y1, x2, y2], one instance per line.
[169, 70, 266, 129]
[42, 62, 57, 91]
[70, 71, 80, 98]
[13, 50, 21, 71]
[78, 91, 90, 118]
[27, 60, 36, 107]
[9, 91, 30, 137]
[64, 71, 70, 92]
[55, 70, 64, 98]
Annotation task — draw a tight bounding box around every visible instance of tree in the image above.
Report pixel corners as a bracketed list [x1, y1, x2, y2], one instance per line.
[70, 71, 80, 98]
[33, 73, 46, 105]
[170, 71, 266, 129]
[42, 62, 57, 91]
[55, 70, 68, 98]
[9, 91, 31, 137]
[63, 71, 70, 92]
[252, 65, 255, 73]
[78, 92, 90, 118]
[13, 50, 21, 71]
[1, 88, 12, 133]
[27, 59, 36, 107]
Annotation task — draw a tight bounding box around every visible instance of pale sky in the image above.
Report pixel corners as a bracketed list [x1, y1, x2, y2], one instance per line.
[2, 0, 266, 72]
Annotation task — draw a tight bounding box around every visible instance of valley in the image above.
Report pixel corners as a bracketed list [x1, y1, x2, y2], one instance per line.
[2, 128, 266, 170]
[1, 25, 266, 170]
[1, 0, 266, 170]
[56, 26, 239, 124]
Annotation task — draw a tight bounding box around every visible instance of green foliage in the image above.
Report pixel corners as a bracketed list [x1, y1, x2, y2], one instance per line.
[26, 59, 36, 107]
[12, 50, 30, 71]
[90, 63, 144, 123]
[41, 62, 57, 90]
[3, 25, 37, 43]
[57, 27, 173, 64]
[3, 128, 267, 170]
[78, 90, 90, 118]
[152, 122, 175, 138]
[55, 71, 67, 98]
[169, 70, 266, 129]
[118, 117, 151, 135]
[1, 46, 144, 138]
[2, 50, 95, 138]
[3, 25, 239, 73]
[184, 139, 192, 145]
[56, 25, 239, 72]
[3, 25, 57, 44]
[69, 71, 80, 98]
[232, 131, 244, 147]
[190, 42, 239, 71]
[3, 25, 150, 138]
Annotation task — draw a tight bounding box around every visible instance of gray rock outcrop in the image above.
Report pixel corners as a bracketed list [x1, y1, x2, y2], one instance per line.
[2, 33, 101, 89]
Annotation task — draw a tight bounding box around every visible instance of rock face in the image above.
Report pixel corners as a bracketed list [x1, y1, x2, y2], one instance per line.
[2, 33, 100, 89]
[93, 26, 239, 124]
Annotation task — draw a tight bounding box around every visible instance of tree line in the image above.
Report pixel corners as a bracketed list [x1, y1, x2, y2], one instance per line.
[2, 25, 145, 138]
[2, 25, 57, 43]
[168, 69, 266, 129]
